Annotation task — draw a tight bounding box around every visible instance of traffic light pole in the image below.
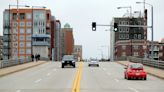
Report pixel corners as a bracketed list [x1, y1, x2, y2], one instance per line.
[92, 22, 152, 61]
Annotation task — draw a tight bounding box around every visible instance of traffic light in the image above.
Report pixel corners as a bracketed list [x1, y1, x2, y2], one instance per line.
[114, 23, 118, 32]
[92, 22, 96, 31]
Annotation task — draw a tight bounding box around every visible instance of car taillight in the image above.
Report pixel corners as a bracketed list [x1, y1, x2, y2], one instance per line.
[128, 70, 132, 73]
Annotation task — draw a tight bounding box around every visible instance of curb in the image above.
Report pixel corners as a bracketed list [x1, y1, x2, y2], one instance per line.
[116, 61, 164, 80]
[0, 62, 46, 77]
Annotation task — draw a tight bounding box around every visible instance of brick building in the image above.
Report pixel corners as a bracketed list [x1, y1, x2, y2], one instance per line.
[3, 8, 52, 61]
[110, 11, 147, 61]
[61, 23, 74, 57]
[115, 40, 164, 61]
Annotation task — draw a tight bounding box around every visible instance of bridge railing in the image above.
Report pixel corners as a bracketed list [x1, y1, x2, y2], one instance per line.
[128, 56, 164, 69]
[0, 58, 32, 69]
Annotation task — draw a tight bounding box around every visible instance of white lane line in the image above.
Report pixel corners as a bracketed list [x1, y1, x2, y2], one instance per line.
[128, 87, 139, 92]
[53, 69, 56, 71]
[34, 78, 42, 83]
[47, 72, 51, 76]
[114, 78, 119, 82]
[16, 90, 21, 92]
[103, 68, 106, 71]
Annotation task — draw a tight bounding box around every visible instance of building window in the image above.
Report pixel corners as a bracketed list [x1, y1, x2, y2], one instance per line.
[13, 29, 18, 34]
[20, 36, 25, 41]
[12, 13, 17, 20]
[20, 28, 25, 34]
[26, 22, 32, 27]
[20, 13, 25, 20]
[133, 52, 139, 56]
[20, 42, 24, 47]
[47, 13, 50, 20]
[160, 46, 163, 50]
[20, 22, 25, 27]
[26, 49, 31, 54]
[122, 52, 126, 56]
[119, 28, 122, 32]
[126, 28, 129, 33]
[122, 45, 126, 50]
[26, 28, 31, 34]
[26, 13, 31, 19]
[159, 52, 163, 57]
[134, 34, 137, 39]
[19, 49, 25, 54]
[26, 36, 31, 41]
[26, 42, 31, 47]
[138, 34, 142, 39]
[133, 45, 139, 50]
[3, 29, 9, 34]
[126, 34, 129, 39]
[13, 22, 18, 27]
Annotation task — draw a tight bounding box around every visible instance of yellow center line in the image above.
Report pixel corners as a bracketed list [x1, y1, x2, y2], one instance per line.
[72, 62, 83, 92]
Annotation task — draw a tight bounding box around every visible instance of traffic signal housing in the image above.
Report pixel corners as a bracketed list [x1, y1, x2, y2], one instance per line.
[92, 22, 96, 31]
[114, 23, 118, 32]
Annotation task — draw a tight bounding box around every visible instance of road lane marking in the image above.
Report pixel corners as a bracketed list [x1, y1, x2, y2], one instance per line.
[16, 90, 21, 92]
[47, 73, 51, 76]
[53, 69, 56, 71]
[128, 87, 139, 92]
[35, 78, 42, 83]
[72, 62, 83, 92]
[103, 68, 106, 71]
[114, 78, 119, 82]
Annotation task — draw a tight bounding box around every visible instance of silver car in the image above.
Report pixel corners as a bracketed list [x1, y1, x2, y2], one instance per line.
[88, 60, 99, 67]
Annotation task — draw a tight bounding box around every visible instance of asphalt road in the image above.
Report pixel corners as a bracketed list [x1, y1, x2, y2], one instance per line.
[0, 62, 164, 92]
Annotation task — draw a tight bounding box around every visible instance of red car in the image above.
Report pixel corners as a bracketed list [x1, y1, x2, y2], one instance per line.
[124, 63, 147, 80]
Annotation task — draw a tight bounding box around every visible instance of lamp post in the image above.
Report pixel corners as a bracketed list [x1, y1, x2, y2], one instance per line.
[136, 2, 154, 60]
[117, 6, 132, 17]
[31, 6, 46, 58]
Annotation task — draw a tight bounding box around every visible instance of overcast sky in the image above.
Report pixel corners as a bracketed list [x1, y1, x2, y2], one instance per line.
[0, 0, 164, 59]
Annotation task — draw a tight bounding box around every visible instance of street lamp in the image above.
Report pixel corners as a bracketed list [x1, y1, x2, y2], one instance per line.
[117, 6, 132, 17]
[31, 6, 46, 58]
[136, 2, 154, 60]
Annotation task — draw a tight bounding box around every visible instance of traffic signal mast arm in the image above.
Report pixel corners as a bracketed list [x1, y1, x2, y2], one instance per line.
[96, 24, 151, 28]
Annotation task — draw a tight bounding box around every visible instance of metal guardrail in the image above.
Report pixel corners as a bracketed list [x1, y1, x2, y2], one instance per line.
[128, 56, 164, 69]
[0, 58, 32, 69]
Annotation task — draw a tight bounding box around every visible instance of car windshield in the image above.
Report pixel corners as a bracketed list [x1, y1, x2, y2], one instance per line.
[131, 64, 143, 69]
[62, 55, 74, 61]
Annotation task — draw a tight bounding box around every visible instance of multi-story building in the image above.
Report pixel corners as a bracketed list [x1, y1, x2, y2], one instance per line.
[115, 40, 164, 61]
[3, 8, 51, 61]
[73, 45, 83, 61]
[61, 23, 74, 57]
[0, 36, 3, 60]
[50, 16, 56, 60]
[55, 20, 62, 61]
[110, 11, 147, 60]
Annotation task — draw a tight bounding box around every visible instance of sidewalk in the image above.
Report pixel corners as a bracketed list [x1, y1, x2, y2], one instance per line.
[117, 61, 164, 79]
[0, 61, 47, 77]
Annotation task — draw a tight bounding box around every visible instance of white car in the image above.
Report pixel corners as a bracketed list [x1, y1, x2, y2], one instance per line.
[88, 60, 99, 67]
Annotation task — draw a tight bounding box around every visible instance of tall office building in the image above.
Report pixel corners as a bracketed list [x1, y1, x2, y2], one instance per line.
[3, 8, 51, 61]
[110, 11, 147, 60]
